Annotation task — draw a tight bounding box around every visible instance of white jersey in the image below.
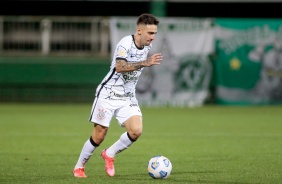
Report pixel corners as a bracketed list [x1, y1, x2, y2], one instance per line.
[96, 35, 152, 100]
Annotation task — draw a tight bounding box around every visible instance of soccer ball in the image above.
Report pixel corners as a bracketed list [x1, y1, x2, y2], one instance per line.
[147, 155, 172, 179]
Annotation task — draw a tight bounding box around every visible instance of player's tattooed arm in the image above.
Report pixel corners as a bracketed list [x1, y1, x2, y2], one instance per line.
[116, 53, 163, 73]
[116, 59, 144, 72]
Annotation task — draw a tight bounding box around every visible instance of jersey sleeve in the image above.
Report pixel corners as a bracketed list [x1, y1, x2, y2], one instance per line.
[116, 45, 128, 61]
[115, 36, 132, 61]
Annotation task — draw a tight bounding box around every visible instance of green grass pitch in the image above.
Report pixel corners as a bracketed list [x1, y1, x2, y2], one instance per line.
[0, 103, 281, 184]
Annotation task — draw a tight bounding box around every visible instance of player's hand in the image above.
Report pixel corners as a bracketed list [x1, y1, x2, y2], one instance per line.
[144, 53, 163, 67]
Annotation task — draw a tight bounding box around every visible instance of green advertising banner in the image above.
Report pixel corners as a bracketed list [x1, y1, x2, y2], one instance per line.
[215, 18, 282, 105]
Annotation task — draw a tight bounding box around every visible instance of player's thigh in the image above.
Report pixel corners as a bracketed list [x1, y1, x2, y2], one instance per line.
[115, 99, 142, 127]
[124, 115, 143, 134]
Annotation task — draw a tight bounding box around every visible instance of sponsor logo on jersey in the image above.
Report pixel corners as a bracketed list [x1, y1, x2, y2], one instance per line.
[123, 71, 140, 82]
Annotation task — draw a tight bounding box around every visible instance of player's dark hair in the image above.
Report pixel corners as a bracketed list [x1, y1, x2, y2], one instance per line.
[137, 13, 159, 26]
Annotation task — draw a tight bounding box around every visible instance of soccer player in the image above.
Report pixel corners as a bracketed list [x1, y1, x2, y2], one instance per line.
[73, 13, 162, 178]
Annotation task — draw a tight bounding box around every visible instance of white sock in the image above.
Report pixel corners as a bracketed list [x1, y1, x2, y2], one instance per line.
[74, 138, 97, 169]
[106, 132, 134, 157]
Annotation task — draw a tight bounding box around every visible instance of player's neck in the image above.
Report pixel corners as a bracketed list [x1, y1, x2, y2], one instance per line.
[133, 34, 144, 49]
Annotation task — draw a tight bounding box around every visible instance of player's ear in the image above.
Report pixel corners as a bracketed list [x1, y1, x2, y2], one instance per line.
[137, 26, 141, 35]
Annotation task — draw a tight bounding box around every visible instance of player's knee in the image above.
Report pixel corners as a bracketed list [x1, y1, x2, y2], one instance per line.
[129, 129, 142, 140]
[134, 130, 142, 138]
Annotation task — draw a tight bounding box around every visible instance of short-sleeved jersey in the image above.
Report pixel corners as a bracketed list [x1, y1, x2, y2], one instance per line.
[95, 35, 152, 100]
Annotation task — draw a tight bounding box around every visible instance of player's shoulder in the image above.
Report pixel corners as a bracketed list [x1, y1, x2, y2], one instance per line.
[116, 35, 134, 49]
[119, 35, 133, 43]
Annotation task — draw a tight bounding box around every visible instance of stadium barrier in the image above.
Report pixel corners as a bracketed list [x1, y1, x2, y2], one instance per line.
[0, 16, 110, 56]
[0, 56, 110, 102]
[0, 16, 111, 102]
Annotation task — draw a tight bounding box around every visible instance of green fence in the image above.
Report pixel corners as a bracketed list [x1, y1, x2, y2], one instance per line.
[0, 57, 110, 102]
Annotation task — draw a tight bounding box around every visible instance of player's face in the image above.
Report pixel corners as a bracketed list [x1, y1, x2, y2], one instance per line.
[139, 24, 158, 46]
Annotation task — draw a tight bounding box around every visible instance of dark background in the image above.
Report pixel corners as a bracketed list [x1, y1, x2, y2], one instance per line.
[0, 0, 281, 18]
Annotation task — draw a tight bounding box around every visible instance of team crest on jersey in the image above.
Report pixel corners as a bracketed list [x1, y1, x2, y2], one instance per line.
[97, 108, 107, 120]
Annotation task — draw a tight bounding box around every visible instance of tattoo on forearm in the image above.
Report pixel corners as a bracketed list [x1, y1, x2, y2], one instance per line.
[116, 59, 146, 72]
[124, 62, 143, 70]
